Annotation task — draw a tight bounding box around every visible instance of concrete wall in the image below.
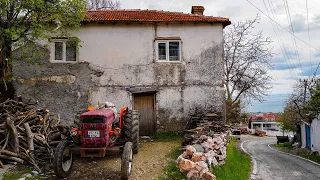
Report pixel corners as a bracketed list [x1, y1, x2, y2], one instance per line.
[13, 22, 225, 131]
[311, 119, 320, 152]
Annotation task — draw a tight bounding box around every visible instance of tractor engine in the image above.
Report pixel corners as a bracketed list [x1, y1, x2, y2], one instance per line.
[80, 109, 116, 148]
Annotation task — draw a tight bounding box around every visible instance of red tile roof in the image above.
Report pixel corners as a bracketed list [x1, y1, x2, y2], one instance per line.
[84, 10, 231, 27]
[251, 113, 279, 122]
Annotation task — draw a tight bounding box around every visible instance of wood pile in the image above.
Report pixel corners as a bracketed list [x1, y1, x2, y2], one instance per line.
[0, 99, 63, 172]
[177, 115, 229, 180]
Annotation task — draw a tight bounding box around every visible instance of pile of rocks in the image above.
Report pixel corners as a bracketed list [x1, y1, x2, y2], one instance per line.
[176, 133, 227, 180]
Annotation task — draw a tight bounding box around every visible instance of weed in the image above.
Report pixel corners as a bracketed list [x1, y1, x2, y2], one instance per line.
[213, 141, 251, 180]
[275, 142, 292, 149]
[151, 132, 183, 142]
[3, 169, 42, 180]
[159, 145, 185, 180]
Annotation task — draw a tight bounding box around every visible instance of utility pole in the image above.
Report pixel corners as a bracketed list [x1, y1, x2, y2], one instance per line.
[300, 79, 308, 106]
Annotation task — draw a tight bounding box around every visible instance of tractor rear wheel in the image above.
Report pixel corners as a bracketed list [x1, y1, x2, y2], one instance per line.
[121, 142, 133, 180]
[53, 140, 73, 178]
[123, 110, 139, 154]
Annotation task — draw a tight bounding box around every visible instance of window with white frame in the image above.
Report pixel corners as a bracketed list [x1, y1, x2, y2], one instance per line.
[51, 38, 77, 62]
[156, 40, 181, 62]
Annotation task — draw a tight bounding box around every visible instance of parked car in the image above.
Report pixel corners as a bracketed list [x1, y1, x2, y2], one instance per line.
[231, 129, 241, 140]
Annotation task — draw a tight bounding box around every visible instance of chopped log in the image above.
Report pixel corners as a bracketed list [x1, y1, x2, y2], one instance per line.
[23, 123, 34, 151]
[0, 155, 24, 164]
[1, 133, 9, 150]
[0, 99, 67, 172]
[0, 150, 28, 161]
[6, 117, 19, 153]
[0, 160, 3, 168]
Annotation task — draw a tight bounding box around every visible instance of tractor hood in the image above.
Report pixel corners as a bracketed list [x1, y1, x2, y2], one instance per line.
[81, 109, 114, 119]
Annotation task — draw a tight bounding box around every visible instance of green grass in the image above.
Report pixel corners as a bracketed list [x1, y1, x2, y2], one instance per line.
[159, 138, 251, 180]
[299, 153, 320, 163]
[3, 169, 42, 180]
[274, 143, 320, 164]
[151, 132, 183, 142]
[159, 145, 186, 180]
[274, 142, 293, 149]
[213, 141, 251, 180]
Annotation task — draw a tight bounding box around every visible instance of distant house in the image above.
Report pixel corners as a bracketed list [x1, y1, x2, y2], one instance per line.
[248, 113, 291, 136]
[13, 6, 230, 135]
[250, 113, 280, 131]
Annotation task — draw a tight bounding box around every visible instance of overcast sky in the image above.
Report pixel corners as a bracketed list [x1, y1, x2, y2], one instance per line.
[119, 0, 320, 112]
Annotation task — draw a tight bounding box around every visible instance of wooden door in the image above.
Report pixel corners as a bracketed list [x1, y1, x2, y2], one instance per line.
[133, 93, 155, 135]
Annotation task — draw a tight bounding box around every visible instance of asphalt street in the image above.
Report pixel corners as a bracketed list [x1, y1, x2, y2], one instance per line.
[241, 136, 320, 180]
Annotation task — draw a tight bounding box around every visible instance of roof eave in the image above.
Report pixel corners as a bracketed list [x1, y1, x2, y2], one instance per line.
[82, 20, 231, 26]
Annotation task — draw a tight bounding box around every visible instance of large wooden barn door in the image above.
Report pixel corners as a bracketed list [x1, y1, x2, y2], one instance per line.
[133, 93, 155, 135]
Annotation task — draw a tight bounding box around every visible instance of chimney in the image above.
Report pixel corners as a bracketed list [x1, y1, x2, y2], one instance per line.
[191, 6, 205, 15]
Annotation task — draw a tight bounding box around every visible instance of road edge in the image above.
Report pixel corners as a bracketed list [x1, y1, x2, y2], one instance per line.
[240, 140, 258, 179]
[268, 144, 320, 166]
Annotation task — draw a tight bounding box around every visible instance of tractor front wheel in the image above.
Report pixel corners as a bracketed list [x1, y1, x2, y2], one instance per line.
[121, 142, 133, 180]
[53, 140, 73, 178]
[124, 110, 139, 154]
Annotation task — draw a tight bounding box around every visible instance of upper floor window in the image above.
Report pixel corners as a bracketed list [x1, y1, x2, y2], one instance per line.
[51, 38, 77, 63]
[156, 40, 181, 62]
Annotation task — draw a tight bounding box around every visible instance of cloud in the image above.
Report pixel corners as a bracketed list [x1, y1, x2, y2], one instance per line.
[291, 14, 306, 32]
[315, 52, 320, 58]
[290, 14, 320, 33]
[217, 6, 242, 18]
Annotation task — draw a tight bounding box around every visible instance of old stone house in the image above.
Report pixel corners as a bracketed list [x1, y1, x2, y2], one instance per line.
[13, 6, 230, 135]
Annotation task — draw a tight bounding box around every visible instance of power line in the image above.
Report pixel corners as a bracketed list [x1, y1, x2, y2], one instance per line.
[246, 0, 320, 52]
[312, 62, 320, 81]
[306, 0, 312, 76]
[264, 0, 299, 78]
[283, 0, 302, 69]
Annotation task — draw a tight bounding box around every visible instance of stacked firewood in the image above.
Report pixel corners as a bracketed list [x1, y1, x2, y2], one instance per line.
[0, 99, 63, 172]
[177, 117, 229, 180]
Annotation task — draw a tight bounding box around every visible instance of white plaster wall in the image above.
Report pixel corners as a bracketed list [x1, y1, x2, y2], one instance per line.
[265, 130, 294, 137]
[88, 86, 131, 111]
[156, 24, 223, 59]
[157, 87, 184, 124]
[301, 122, 306, 148]
[74, 22, 224, 129]
[74, 23, 224, 86]
[183, 85, 223, 113]
[311, 119, 320, 152]
[75, 23, 156, 87]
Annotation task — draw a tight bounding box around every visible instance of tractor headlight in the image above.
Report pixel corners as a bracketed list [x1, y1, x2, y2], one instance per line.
[114, 128, 121, 136]
[70, 128, 78, 136]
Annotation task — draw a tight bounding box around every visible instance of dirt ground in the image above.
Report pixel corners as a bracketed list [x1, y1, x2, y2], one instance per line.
[23, 140, 180, 180]
[64, 140, 180, 180]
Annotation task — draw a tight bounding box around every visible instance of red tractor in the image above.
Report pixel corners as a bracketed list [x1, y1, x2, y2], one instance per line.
[53, 105, 139, 180]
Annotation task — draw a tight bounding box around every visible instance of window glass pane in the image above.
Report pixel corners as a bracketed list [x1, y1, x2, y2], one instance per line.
[169, 42, 180, 61]
[54, 42, 63, 60]
[66, 41, 76, 61]
[158, 42, 166, 60]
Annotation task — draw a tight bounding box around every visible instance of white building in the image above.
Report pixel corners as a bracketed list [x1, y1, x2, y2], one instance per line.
[13, 6, 231, 135]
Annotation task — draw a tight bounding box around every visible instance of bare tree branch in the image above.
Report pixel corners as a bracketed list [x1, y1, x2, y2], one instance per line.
[86, 0, 121, 10]
[224, 15, 273, 105]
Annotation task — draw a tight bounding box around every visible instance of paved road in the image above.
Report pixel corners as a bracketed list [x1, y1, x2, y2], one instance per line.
[241, 136, 320, 180]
